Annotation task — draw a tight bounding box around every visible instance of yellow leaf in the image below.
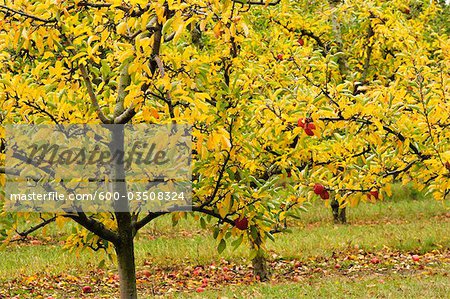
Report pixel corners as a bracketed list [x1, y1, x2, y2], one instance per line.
[213, 22, 222, 38]
[116, 22, 127, 35]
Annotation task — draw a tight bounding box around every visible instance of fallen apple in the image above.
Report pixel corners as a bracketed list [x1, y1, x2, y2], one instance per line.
[142, 269, 151, 278]
[82, 286, 92, 294]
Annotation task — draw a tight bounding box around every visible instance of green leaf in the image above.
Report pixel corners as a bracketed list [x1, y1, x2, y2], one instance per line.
[217, 239, 226, 254]
[200, 217, 206, 229]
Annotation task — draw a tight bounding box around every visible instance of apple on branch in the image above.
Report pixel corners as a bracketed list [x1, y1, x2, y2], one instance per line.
[234, 217, 249, 230]
[313, 183, 325, 195]
[320, 190, 330, 200]
[297, 117, 316, 136]
[367, 190, 379, 200]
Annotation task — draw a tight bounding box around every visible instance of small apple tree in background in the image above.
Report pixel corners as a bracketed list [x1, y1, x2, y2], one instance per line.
[0, 0, 449, 297]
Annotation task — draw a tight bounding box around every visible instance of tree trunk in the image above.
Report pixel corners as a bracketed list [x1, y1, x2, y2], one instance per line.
[251, 235, 270, 281]
[252, 254, 270, 281]
[110, 125, 138, 299]
[331, 198, 347, 224]
[115, 234, 137, 299]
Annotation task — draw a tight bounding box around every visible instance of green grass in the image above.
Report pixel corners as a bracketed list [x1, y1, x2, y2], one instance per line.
[177, 273, 450, 298]
[1, 189, 449, 297]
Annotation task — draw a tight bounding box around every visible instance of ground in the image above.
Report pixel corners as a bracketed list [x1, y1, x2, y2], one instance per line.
[1, 185, 449, 298]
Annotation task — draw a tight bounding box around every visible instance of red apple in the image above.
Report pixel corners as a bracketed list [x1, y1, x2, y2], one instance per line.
[196, 287, 205, 293]
[298, 38, 304, 46]
[306, 123, 316, 130]
[277, 54, 283, 61]
[82, 286, 92, 294]
[367, 190, 379, 200]
[370, 257, 380, 264]
[313, 183, 325, 195]
[234, 217, 249, 230]
[304, 128, 314, 136]
[335, 263, 341, 269]
[297, 118, 305, 128]
[320, 190, 330, 200]
[412, 254, 420, 262]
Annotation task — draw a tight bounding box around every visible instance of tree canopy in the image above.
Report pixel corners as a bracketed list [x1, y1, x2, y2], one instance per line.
[1, 0, 449, 297]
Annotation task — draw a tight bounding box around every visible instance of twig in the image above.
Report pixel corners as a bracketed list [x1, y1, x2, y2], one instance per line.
[0, 4, 56, 23]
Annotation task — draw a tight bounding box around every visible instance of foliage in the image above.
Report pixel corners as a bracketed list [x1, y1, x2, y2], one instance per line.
[0, 0, 449, 296]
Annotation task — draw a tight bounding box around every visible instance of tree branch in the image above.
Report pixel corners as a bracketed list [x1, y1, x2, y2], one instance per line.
[134, 211, 167, 232]
[319, 116, 429, 159]
[0, 4, 56, 23]
[16, 216, 56, 237]
[232, 0, 281, 6]
[69, 1, 151, 17]
[63, 212, 119, 244]
[78, 64, 112, 124]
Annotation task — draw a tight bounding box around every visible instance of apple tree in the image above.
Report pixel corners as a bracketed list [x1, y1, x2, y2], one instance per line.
[0, 0, 449, 298]
[0, 0, 301, 297]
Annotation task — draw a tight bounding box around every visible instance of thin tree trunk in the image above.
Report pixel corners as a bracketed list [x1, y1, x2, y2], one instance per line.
[251, 235, 270, 281]
[115, 234, 137, 299]
[331, 198, 347, 224]
[252, 254, 270, 281]
[110, 125, 138, 299]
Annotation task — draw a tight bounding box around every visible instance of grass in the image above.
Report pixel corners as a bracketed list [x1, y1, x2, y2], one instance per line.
[177, 274, 450, 298]
[0, 187, 449, 297]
